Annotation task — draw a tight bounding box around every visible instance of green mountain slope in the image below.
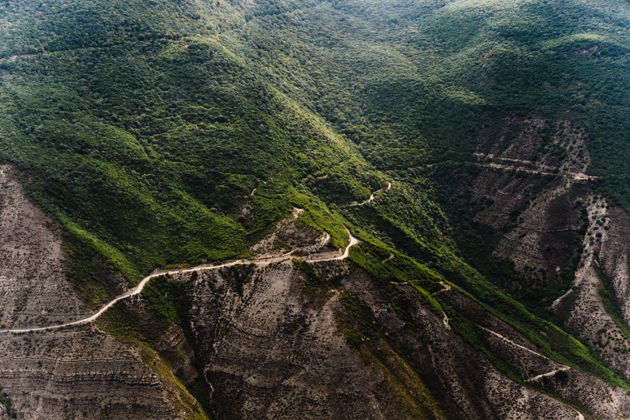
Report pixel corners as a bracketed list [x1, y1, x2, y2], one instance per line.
[0, 0, 628, 418]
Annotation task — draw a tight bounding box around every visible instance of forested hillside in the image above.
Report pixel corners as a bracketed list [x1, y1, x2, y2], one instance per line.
[0, 1, 628, 419]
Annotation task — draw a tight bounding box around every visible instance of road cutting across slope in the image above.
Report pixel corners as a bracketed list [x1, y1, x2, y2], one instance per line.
[347, 182, 392, 207]
[524, 367, 571, 383]
[0, 225, 359, 334]
[472, 153, 598, 181]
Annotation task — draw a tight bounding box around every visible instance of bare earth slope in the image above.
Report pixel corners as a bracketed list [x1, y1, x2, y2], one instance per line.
[466, 118, 630, 381]
[0, 165, 88, 329]
[154, 245, 629, 419]
[0, 163, 628, 419]
[0, 165, 193, 420]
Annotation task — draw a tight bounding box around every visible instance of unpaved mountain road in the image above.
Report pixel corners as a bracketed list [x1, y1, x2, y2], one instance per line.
[473, 153, 598, 182]
[524, 367, 571, 383]
[0, 225, 359, 334]
[477, 324, 555, 361]
[0, 176, 387, 335]
[477, 325, 585, 419]
[347, 182, 392, 207]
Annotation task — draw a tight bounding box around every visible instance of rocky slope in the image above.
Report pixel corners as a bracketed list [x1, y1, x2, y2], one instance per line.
[100, 205, 630, 419]
[461, 117, 630, 383]
[2, 165, 629, 419]
[0, 165, 89, 329]
[0, 165, 198, 420]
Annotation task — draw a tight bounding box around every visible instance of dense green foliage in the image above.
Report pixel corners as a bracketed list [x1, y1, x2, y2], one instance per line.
[0, 0, 382, 278]
[2, 0, 627, 272]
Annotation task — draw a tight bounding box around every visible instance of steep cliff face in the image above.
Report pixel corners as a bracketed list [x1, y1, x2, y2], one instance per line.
[551, 195, 630, 378]
[599, 208, 630, 325]
[0, 165, 194, 420]
[469, 119, 592, 299]
[461, 117, 630, 383]
[0, 165, 89, 329]
[143, 246, 629, 419]
[179, 261, 415, 419]
[104, 210, 629, 419]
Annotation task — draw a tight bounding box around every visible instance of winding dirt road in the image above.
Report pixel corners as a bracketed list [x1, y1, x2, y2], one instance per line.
[476, 323, 587, 419]
[477, 325, 551, 359]
[347, 182, 392, 207]
[524, 367, 571, 383]
[473, 153, 598, 182]
[0, 227, 359, 334]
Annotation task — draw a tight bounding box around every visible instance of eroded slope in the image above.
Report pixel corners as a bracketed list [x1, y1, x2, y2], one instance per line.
[0, 165, 198, 420]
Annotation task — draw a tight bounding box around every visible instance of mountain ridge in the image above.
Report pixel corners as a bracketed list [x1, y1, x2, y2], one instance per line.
[0, 0, 628, 418]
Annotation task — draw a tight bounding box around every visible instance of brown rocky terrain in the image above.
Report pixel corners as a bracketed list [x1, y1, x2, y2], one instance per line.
[0, 166, 89, 329]
[0, 165, 197, 420]
[466, 117, 630, 384]
[0, 158, 629, 419]
[129, 240, 629, 419]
